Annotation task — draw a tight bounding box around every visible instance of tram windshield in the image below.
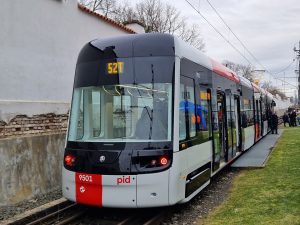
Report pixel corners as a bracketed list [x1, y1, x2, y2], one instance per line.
[68, 57, 174, 142]
[68, 83, 172, 142]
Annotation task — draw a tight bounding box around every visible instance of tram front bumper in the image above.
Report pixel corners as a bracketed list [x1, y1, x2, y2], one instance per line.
[62, 168, 170, 208]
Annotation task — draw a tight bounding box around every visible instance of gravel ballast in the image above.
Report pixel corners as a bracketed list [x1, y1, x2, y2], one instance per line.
[0, 188, 62, 221]
[162, 168, 240, 225]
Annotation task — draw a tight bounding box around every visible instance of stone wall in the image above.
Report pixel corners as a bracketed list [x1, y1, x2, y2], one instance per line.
[0, 114, 68, 139]
[0, 114, 68, 206]
[0, 133, 66, 206]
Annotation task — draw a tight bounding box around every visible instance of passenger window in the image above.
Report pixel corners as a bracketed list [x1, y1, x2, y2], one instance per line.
[242, 98, 254, 127]
[179, 84, 186, 141]
[197, 88, 211, 142]
[179, 76, 196, 141]
[186, 85, 196, 137]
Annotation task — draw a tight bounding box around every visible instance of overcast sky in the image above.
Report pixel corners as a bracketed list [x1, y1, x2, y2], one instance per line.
[173, 0, 300, 96]
[124, 0, 300, 96]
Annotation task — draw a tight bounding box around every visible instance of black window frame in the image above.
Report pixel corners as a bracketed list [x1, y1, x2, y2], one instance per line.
[179, 58, 213, 150]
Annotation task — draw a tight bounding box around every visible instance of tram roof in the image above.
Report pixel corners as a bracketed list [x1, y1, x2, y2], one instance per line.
[90, 34, 279, 89]
[238, 75, 253, 90]
[174, 35, 240, 83]
[90, 33, 175, 58]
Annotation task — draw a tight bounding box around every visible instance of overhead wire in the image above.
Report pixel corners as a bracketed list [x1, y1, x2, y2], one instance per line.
[184, 0, 253, 65]
[272, 59, 296, 75]
[205, 0, 297, 88]
[205, 0, 265, 70]
[184, 0, 298, 88]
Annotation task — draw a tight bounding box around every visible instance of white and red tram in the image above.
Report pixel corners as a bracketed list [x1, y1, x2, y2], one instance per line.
[62, 33, 284, 208]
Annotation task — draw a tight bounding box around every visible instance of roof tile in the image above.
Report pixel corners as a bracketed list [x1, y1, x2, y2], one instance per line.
[78, 4, 136, 34]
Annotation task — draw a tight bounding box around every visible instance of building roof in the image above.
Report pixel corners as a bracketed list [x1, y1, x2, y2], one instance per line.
[123, 20, 145, 27]
[77, 3, 136, 34]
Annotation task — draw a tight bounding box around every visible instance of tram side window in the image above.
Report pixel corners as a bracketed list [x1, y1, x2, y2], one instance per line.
[248, 99, 254, 126]
[242, 98, 254, 127]
[197, 88, 211, 142]
[179, 84, 187, 141]
[262, 99, 267, 121]
[187, 86, 196, 137]
[179, 76, 196, 141]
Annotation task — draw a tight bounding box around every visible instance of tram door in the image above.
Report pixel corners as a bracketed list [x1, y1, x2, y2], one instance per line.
[259, 100, 264, 136]
[212, 91, 227, 170]
[255, 100, 260, 141]
[226, 93, 233, 161]
[234, 95, 242, 152]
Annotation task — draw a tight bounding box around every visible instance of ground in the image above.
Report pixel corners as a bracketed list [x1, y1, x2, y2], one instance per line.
[198, 127, 300, 225]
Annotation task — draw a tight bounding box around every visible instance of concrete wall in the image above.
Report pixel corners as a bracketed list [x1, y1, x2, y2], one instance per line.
[0, 133, 66, 206]
[0, 0, 132, 122]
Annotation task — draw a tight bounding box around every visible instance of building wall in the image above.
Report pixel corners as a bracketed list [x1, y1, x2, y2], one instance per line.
[0, 114, 68, 139]
[0, 133, 66, 206]
[0, 0, 131, 122]
[0, 0, 134, 205]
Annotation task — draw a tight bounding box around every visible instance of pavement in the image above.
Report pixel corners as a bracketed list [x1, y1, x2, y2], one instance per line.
[231, 129, 283, 168]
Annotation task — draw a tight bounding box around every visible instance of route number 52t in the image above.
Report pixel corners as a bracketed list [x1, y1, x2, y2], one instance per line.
[107, 62, 124, 75]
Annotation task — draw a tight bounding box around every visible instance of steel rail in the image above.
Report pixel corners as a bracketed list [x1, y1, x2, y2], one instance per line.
[117, 211, 165, 225]
[25, 203, 82, 225]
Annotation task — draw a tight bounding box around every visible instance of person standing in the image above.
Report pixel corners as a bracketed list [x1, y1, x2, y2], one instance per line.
[283, 112, 289, 127]
[288, 112, 292, 127]
[271, 112, 278, 134]
[291, 110, 297, 127]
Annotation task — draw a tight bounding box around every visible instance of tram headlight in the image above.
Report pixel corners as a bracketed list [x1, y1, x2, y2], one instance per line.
[148, 157, 169, 166]
[159, 156, 168, 166]
[64, 154, 76, 167]
[139, 155, 170, 168]
[131, 149, 172, 173]
[150, 159, 157, 166]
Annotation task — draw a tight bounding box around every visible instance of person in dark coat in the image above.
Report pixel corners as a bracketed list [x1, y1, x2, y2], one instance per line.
[288, 112, 292, 127]
[283, 112, 289, 127]
[291, 110, 297, 127]
[271, 112, 278, 134]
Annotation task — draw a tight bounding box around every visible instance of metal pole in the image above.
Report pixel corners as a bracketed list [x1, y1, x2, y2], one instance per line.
[294, 41, 300, 106]
[298, 41, 300, 106]
[283, 72, 286, 95]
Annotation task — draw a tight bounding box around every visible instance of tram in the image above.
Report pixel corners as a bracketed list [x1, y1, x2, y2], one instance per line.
[62, 33, 280, 208]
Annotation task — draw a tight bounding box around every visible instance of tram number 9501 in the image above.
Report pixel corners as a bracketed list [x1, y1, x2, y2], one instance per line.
[78, 174, 93, 183]
[107, 62, 124, 75]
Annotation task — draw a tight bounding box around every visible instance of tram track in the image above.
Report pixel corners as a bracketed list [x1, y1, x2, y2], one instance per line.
[3, 200, 87, 225]
[116, 211, 165, 225]
[68, 206, 168, 225]
[27, 204, 86, 225]
[3, 201, 166, 225]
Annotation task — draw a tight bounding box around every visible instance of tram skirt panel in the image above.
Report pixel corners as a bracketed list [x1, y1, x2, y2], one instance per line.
[62, 168, 76, 203]
[102, 175, 137, 208]
[136, 170, 169, 207]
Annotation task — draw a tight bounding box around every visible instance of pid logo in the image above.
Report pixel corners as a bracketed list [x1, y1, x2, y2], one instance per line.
[117, 176, 131, 185]
[79, 186, 85, 193]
